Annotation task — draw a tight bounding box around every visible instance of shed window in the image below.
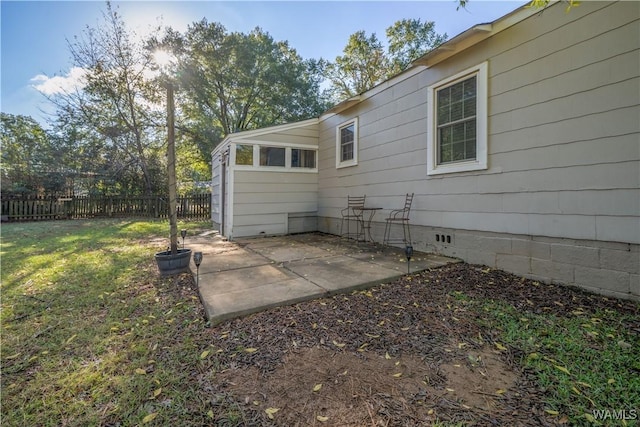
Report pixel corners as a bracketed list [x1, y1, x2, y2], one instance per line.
[235, 144, 253, 165]
[427, 62, 487, 175]
[291, 149, 316, 168]
[260, 146, 285, 167]
[335, 118, 358, 168]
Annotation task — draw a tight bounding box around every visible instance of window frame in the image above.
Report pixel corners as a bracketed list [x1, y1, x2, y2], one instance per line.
[427, 62, 488, 176]
[231, 142, 318, 173]
[335, 118, 358, 169]
[234, 144, 254, 166]
[291, 148, 317, 169]
[259, 145, 286, 167]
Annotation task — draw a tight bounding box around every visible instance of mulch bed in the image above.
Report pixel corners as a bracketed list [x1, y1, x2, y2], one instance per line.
[175, 263, 638, 426]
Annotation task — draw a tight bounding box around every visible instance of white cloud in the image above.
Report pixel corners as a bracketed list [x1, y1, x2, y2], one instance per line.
[31, 67, 87, 96]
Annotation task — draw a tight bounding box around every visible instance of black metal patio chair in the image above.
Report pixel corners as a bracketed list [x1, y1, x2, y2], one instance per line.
[383, 193, 414, 246]
[340, 195, 366, 240]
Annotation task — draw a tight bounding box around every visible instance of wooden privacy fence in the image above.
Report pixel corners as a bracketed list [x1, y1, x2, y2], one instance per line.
[1, 194, 211, 222]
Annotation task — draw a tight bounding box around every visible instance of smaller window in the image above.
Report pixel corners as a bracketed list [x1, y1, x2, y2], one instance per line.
[340, 124, 354, 161]
[336, 118, 358, 168]
[291, 149, 316, 168]
[235, 144, 253, 165]
[259, 146, 285, 167]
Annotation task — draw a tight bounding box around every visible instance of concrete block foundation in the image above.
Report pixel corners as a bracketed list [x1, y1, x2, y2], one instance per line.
[318, 216, 639, 301]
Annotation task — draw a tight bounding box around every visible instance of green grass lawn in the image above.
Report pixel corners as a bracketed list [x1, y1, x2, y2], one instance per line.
[450, 291, 639, 425]
[1, 219, 638, 426]
[1, 219, 218, 426]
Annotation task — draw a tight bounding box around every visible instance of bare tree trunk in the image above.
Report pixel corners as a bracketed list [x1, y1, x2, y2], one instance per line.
[166, 84, 178, 254]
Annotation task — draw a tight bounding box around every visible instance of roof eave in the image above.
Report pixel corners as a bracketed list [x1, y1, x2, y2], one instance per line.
[322, 95, 362, 116]
[212, 117, 319, 155]
[412, 24, 493, 68]
[411, 2, 542, 69]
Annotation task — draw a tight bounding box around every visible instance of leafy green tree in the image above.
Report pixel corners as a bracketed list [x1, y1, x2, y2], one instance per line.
[47, 115, 108, 195]
[386, 19, 448, 74]
[323, 31, 388, 102]
[156, 20, 330, 156]
[457, 0, 579, 10]
[324, 19, 447, 101]
[0, 113, 68, 196]
[45, 1, 165, 196]
[51, 110, 167, 196]
[175, 137, 210, 195]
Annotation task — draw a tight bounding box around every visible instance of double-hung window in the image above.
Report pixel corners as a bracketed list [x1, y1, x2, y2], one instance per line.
[336, 118, 358, 168]
[427, 62, 487, 175]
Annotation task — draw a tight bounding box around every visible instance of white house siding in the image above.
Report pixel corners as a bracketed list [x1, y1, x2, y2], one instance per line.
[231, 120, 318, 147]
[211, 119, 320, 240]
[317, 1, 639, 300]
[240, 125, 319, 145]
[211, 150, 222, 228]
[231, 171, 317, 238]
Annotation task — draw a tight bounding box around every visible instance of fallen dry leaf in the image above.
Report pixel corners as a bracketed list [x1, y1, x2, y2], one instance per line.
[142, 412, 158, 423]
[495, 342, 507, 351]
[554, 365, 570, 375]
[265, 407, 279, 419]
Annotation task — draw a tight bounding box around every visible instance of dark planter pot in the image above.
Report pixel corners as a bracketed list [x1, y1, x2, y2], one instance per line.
[155, 248, 192, 277]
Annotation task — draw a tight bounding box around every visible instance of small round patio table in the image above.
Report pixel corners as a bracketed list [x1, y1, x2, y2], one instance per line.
[354, 207, 382, 243]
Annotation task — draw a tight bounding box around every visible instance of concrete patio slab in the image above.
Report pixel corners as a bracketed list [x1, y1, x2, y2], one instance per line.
[235, 236, 290, 249]
[283, 232, 349, 248]
[200, 277, 324, 324]
[246, 242, 333, 263]
[200, 264, 297, 292]
[187, 232, 459, 325]
[196, 247, 269, 274]
[348, 247, 455, 274]
[285, 255, 403, 293]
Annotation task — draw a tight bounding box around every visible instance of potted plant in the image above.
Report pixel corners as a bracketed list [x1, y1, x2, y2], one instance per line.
[153, 54, 191, 276]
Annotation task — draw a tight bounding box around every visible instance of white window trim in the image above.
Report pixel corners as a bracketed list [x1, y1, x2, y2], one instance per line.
[290, 148, 318, 170]
[259, 145, 287, 168]
[231, 143, 318, 173]
[427, 62, 488, 176]
[335, 118, 358, 169]
[231, 143, 255, 167]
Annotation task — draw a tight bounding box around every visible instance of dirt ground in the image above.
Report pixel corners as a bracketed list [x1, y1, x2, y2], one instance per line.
[187, 263, 638, 426]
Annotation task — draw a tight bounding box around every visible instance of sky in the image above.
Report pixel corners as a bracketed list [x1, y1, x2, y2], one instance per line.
[1, 0, 522, 125]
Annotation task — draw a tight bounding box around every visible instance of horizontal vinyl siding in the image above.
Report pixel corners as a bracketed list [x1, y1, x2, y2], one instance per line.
[234, 171, 317, 185]
[317, 1, 640, 244]
[211, 151, 222, 224]
[232, 217, 288, 238]
[232, 170, 318, 237]
[318, 71, 429, 219]
[241, 123, 319, 145]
